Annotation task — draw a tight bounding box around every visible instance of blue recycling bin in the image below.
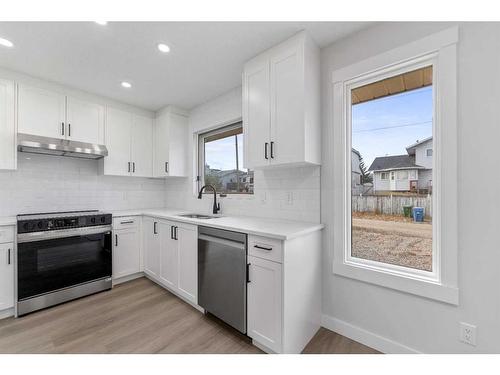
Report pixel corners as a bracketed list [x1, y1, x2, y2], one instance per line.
[412, 207, 424, 222]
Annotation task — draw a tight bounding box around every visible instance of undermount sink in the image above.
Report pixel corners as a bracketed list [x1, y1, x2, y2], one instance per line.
[177, 213, 220, 219]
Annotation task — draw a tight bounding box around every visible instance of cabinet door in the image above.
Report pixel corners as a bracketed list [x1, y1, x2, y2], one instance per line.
[113, 228, 141, 279]
[0, 79, 16, 170]
[153, 112, 170, 177]
[160, 222, 178, 289]
[166, 113, 188, 177]
[131, 114, 153, 177]
[66, 96, 104, 144]
[18, 84, 66, 139]
[176, 223, 197, 303]
[269, 43, 304, 165]
[143, 218, 161, 279]
[247, 255, 282, 353]
[0, 243, 14, 311]
[104, 107, 132, 176]
[243, 57, 271, 169]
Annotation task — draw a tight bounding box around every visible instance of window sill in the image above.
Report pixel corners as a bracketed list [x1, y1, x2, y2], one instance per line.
[333, 260, 459, 305]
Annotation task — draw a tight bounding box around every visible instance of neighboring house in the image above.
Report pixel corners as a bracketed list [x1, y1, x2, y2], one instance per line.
[205, 167, 254, 193]
[351, 149, 363, 194]
[368, 137, 433, 193]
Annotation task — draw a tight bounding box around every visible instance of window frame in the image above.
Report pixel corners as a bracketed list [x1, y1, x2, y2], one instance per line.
[426, 148, 433, 157]
[197, 121, 253, 195]
[331, 27, 459, 305]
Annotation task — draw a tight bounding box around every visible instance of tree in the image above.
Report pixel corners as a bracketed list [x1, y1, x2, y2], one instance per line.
[359, 155, 373, 184]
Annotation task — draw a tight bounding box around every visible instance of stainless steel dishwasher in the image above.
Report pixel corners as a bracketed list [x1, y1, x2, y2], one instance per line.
[198, 226, 247, 334]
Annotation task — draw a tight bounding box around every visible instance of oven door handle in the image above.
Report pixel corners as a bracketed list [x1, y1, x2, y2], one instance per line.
[17, 225, 113, 243]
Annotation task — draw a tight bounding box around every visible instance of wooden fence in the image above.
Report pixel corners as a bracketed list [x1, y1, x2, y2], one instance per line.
[352, 194, 432, 218]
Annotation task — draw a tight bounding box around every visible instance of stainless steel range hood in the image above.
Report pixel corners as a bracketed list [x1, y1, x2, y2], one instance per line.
[17, 133, 108, 160]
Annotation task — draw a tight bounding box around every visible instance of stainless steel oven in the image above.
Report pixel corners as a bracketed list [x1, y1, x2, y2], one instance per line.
[16, 211, 113, 316]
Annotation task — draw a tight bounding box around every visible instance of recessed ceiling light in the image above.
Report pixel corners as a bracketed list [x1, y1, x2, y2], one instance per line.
[0, 37, 14, 48]
[95, 21, 108, 25]
[157, 43, 170, 53]
[121, 81, 132, 89]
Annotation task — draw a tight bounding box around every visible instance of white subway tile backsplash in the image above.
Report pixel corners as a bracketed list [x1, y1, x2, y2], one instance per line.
[1, 154, 320, 223]
[164, 165, 321, 223]
[0, 153, 166, 216]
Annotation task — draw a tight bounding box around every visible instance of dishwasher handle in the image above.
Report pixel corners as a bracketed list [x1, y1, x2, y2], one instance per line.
[198, 234, 246, 250]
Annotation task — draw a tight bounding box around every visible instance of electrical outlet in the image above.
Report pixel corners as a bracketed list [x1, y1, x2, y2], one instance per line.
[260, 192, 267, 204]
[460, 322, 477, 346]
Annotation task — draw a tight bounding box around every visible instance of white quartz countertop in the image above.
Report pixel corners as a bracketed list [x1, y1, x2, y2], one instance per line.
[110, 208, 324, 240]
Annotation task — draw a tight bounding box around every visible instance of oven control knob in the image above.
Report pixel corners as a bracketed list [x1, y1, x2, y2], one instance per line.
[100, 216, 106, 223]
[37, 221, 43, 229]
[90, 217, 96, 224]
[24, 222, 36, 231]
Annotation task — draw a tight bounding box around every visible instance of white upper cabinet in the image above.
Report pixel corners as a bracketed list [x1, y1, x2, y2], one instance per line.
[104, 107, 132, 176]
[153, 107, 188, 177]
[0, 78, 16, 170]
[18, 84, 105, 145]
[243, 56, 271, 169]
[131, 114, 153, 177]
[103, 107, 154, 177]
[243, 31, 320, 169]
[18, 84, 66, 139]
[66, 96, 104, 144]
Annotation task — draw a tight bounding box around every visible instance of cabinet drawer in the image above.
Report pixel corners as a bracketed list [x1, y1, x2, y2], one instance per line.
[248, 235, 283, 263]
[112, 216, 140, 230]
[0, 226, 14, 244]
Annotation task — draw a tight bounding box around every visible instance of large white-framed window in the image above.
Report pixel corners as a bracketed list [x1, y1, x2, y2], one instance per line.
[331, 27, 458, 304]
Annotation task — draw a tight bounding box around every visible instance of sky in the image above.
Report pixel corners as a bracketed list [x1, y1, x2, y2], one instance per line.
[352, 86, 433, 168]
[205, 133, 245, 171]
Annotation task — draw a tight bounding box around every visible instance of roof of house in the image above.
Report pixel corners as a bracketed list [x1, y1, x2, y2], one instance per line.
[368, 155, 424, 172]
[406, 136, 432, 155]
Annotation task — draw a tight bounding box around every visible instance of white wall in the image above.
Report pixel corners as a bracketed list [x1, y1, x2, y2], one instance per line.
[163, 87, 321, 223]
[321, 22, 500, 353]
[0, 153, 166, 216]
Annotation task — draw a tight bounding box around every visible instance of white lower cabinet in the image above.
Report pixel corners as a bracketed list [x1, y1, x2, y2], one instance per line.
[247, 255, 282, 353]
[143, 217, 198, 304]
[159, 221, 177, 289]
[0, 242, 14, 312]
[247, 231, 322, 354]
[143, 217, 161, 279]
[176, 224, 198, 303]
[113, 221, 141, 280]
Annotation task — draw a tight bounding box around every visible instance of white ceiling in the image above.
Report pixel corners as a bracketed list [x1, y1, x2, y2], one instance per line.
[0, 22, 373, 111]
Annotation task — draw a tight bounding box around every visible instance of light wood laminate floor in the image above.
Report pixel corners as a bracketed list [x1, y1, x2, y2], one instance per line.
[0, 277, 379, 354]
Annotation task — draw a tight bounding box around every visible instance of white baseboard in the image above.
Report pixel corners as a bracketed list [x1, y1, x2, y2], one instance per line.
[321, 314, 421, 354]
[143, 273, 204, 313]
[0, 308, 14, 320]
[113, 272, 144, 286]
[252, 340, 276, 354]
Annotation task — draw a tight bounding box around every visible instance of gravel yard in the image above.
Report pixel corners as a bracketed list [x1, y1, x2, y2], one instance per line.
[352, 218, 432, 271]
